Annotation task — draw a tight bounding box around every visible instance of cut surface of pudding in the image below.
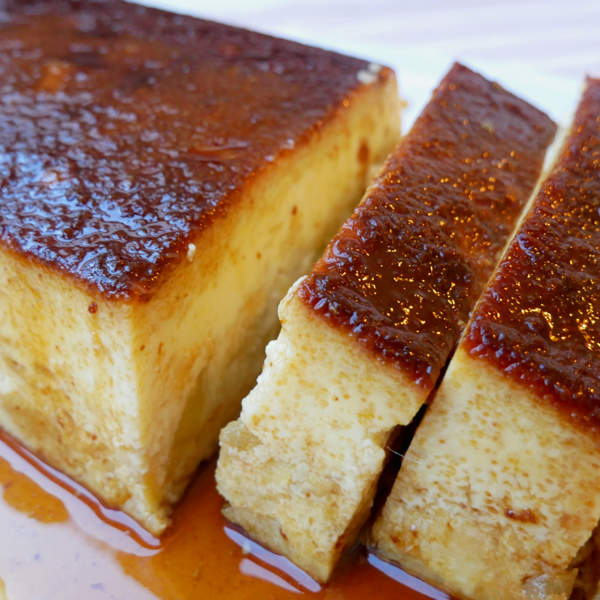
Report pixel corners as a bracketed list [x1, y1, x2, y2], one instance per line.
[372, 78, 600, 600]
[0, 0, 402, 534]
[216, 63, 557, 582]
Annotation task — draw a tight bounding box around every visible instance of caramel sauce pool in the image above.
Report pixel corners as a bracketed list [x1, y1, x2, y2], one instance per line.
[0, 432, 446, 600]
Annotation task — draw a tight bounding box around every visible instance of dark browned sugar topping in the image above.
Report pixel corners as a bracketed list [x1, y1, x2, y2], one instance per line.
[465, 78, 600, 427]
[299, 63, 556, 388]
[0, 0, 376, 300]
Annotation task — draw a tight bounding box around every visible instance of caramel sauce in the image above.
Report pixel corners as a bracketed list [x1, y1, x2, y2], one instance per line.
[299, 63, 556, 389]
[0, 0, 384, 301]
[464, 78, 600, 427]
[0, 431, 446, 599]
[0, 457, 68, 524]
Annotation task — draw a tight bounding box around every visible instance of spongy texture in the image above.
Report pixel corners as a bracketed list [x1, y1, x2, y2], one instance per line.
[217, 288, 424, 582]
[372, 348, 600, 600]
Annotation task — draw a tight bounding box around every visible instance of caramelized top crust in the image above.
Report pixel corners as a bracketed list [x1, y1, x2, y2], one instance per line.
[465, 78, 600, 427]
[299, 63, 556, 388]
[0, 0, 381, 300]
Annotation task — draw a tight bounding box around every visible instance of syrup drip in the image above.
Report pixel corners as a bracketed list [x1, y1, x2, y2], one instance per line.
[0, 431, 446, 600]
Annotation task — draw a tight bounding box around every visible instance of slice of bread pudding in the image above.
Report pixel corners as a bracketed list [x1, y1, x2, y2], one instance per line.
[0, 0, 402, 534]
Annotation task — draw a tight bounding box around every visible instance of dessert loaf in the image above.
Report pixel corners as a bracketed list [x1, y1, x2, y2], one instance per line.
[217, 63, 557, 581]
[0, 0, 401, 534]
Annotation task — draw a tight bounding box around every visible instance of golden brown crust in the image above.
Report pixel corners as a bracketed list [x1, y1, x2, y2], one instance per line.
[299, 63, 556, 388]
[0, 0, 389, 301]
[464, 77, 600, 430]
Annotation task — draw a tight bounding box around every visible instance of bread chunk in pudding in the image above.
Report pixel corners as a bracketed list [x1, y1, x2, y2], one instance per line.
[0, 0, 402, 534]
[217, 63, 557, 582]
[373, 78, 600, 600]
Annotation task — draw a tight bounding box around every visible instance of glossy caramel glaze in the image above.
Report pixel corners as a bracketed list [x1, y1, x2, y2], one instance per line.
[0, 0, 382, 301]
[299, 63, 556, 388]
[0, 430, 442, 600]
[464, 78, 600, 428]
